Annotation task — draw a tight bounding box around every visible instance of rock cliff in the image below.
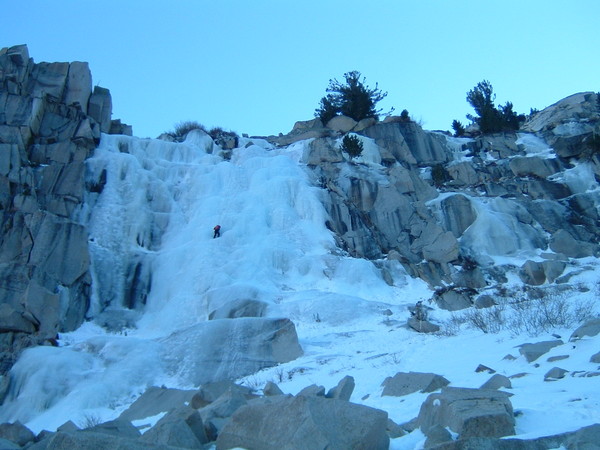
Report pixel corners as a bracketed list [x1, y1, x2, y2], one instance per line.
[1, 45, 599, 378]
[294, 92, 600, 309]
[0, 45, 130, 373]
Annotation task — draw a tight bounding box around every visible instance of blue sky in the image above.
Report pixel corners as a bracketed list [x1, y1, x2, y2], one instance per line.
[2, 0, 598, 138]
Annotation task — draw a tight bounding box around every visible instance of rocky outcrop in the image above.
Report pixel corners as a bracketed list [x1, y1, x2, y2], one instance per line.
[0, 45, 130, 374]
[288, 90, 600, 299]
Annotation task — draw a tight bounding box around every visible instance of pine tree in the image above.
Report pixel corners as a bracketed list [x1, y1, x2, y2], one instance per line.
[315, 71, 389, 123]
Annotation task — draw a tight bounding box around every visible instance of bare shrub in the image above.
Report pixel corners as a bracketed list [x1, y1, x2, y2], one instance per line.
[80, 413, 103, 429]
[507, 293, 595, 336]
[443, 288, 594, 337]
[463, 304, 505, 334]
[438, 315, 467, 336]
[169, 120, 206, 140]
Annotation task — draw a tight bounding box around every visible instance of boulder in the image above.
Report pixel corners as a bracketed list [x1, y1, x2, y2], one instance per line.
[160, 318, 303, 386]
[417, 387, 515, 439]
[475, 364, 496, 374]
[544, 367, 568, 381]
[549, 229, 597, 258]
[411, 223, 459, 264]
[198, 387, 250, 440]
[570, 318, 600, 341]
[291, 118, 323, 132]
[386, 418, 406, 439]
[381, 372, 450, 397]
[84, 419, 140, 438]
[474, 295, 496, 309]
[208, 298, 268, 320]
[140, 405, 208, 447]
[119, 386, 196, 422]
[263, 381, 284, 396]
[56, 421, 80, 433]
[590, 351, 600, 363]
[424, 424, 453, 448]
[325, 375, 355, 401]
[518, 340, 563, 363]
[216, 395, 389, 450]
[297, 384, 326, 397]
[190, 380, 252, 409]
[472, 133, 520, 159]
[0, 421, 36, 446]
[534, 423, 600, 449]
[425, 423, 600, 449]
[518, 260, 546, 285]
[272, 128, 332, 146]
[541, 260, 566, 283]
[480, 374, 512, 390]
[408, 317, 441, 333]
[35, 431, 172, 450]
[354, 117, 377, 132]
[326, 115, 357, 133]
[434, 289, 472, 311]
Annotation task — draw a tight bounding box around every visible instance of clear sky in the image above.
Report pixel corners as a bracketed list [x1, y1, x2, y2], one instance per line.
[2, 0, 599, 138]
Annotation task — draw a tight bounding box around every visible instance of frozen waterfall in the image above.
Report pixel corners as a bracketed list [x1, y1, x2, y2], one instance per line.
[0, 131, 409, 432]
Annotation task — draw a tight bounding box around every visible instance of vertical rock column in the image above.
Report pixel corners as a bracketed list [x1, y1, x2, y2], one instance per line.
[0, 44, 129, 377]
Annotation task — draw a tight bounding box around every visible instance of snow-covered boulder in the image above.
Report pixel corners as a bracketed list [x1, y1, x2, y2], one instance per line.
[119, 386, 196, 422]
[381, 372, 449, 397]
[518, 340, 564, 363]
[570, 318, 600, 341]
[160, 318, 303, 385]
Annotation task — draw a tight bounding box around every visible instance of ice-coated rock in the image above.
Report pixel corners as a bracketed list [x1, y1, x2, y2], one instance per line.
[161, 318, 303, 385]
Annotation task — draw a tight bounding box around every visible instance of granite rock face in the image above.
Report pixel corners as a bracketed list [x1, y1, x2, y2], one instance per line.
[295, 91, 600, 298]
[0, 45, 130, 374]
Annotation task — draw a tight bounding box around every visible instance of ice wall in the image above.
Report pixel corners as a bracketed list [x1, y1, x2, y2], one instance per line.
[1, 131, 409, 431]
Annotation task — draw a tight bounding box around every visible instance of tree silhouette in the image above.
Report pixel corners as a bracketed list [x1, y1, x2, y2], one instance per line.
[315, 71, 389, 123]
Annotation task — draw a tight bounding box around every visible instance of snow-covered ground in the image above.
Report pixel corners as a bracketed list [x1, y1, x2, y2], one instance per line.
[1, 131, 599, 448]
